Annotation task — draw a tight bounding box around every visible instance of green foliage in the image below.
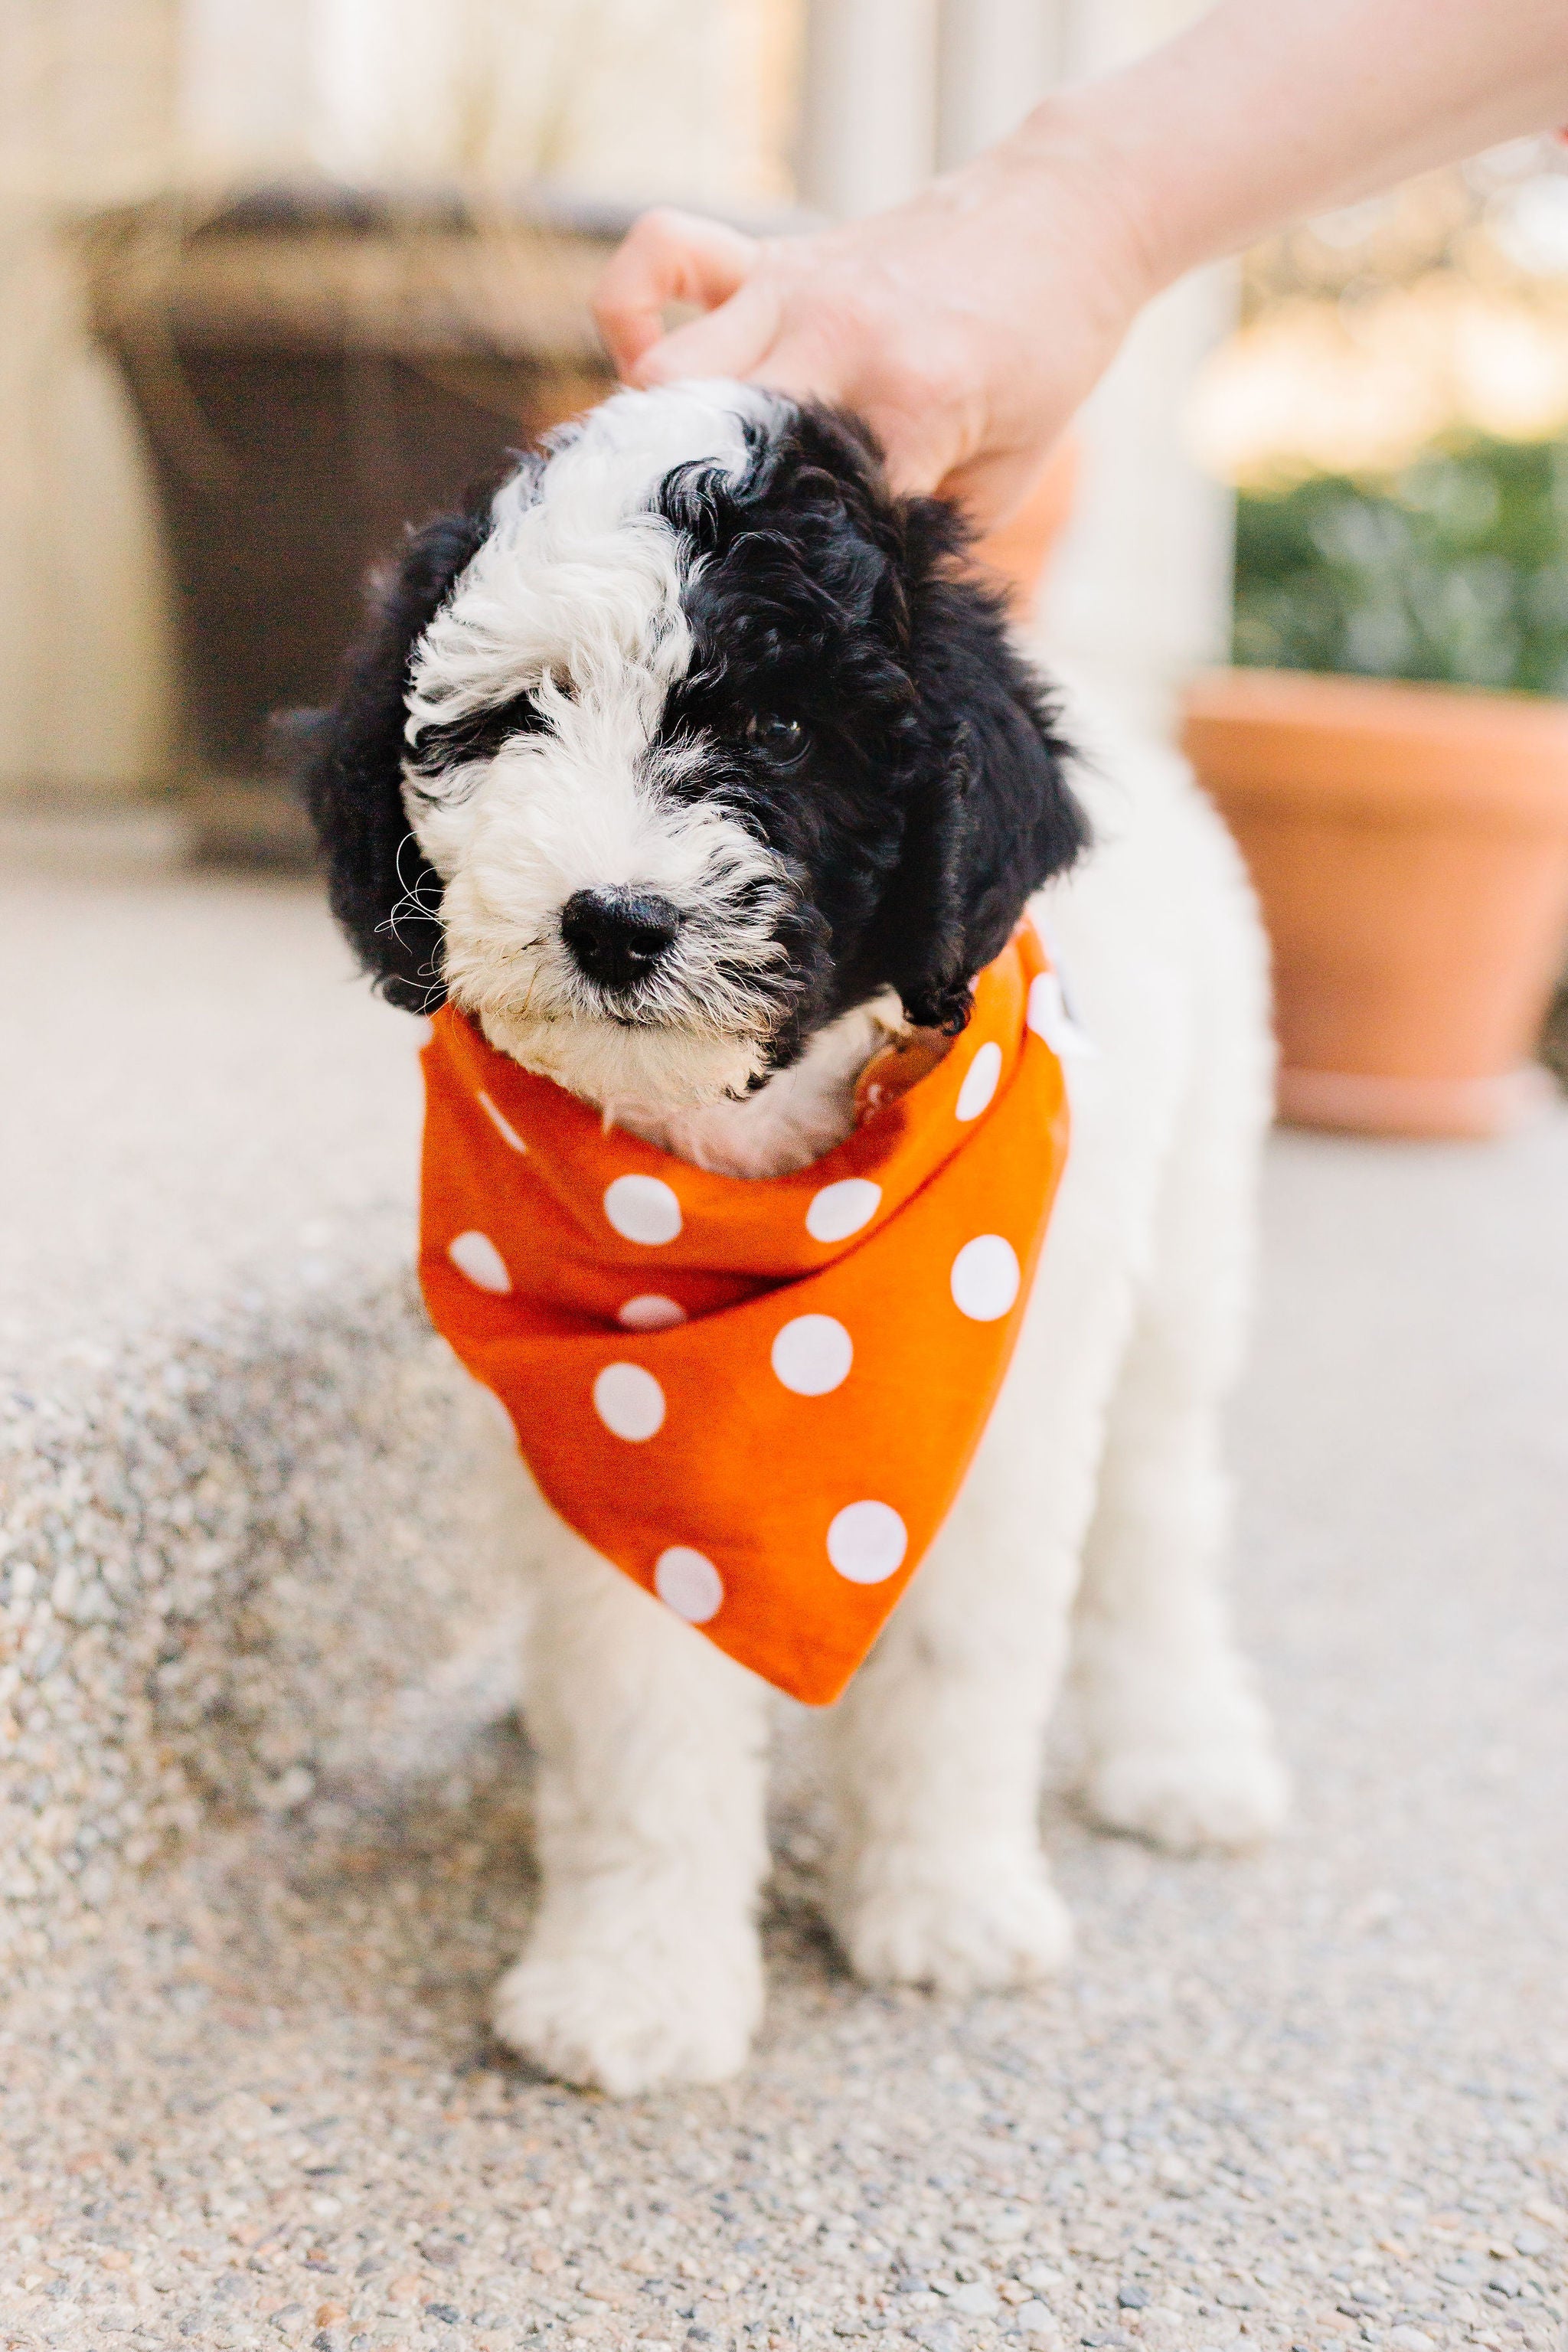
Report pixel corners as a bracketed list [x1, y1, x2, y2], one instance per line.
[1233, 437, 1568, 694]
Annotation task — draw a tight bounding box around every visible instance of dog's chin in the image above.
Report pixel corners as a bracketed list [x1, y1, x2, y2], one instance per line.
[470, 1000, 769, 1117]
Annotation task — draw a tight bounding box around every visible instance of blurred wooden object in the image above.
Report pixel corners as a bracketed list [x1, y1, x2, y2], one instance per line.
[80, 186, 620, 864]
[1182, 666, 1568, 1138]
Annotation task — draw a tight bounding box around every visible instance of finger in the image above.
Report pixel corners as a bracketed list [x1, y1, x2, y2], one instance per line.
[593, 208, 759, 378]
[631, 275, 786, 388]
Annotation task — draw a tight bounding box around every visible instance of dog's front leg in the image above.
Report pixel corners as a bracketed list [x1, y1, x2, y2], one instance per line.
[823, 1494, 1080, 1996]
[492, 1537, 770, 2096]
[817, 1151, 1152, 1997]
[821, 1328, 1109, 1998]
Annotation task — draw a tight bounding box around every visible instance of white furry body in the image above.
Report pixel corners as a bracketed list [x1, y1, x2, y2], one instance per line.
[480, 688, 1289, 2096]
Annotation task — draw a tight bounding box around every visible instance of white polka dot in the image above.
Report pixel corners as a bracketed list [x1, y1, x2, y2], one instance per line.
[827, 1501, 908, 1585]
[655, 1546, 724, 1624]
[593, 1361, 666, 1441]
[955, 1038, 1003, 1121]
[617, 1293, 687, 1331]
[805, 1177, 881, 1243]
[603, 1172, 683, 1246]
[950, 1233, 1021, 1322]
[771, 1314, 853, 1396]
[475, 1089, 527, 1152]
[1027, 970, 1097, 1058]
[447, 1229, 511, 1295]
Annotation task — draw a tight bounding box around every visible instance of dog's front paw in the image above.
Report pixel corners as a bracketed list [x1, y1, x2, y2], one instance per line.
[831, 1844, 1073, 1997]
[1083, 1730, 1289, 1854]
[492, 1893, 762, 2097]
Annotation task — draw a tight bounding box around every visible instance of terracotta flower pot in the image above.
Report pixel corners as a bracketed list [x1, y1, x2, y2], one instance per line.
[1181, 667, 1568, 1138]
[971, 438, 1080, 617]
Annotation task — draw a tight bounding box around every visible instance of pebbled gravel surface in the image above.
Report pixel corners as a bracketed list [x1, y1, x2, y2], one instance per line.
[2, 861, 1566, 2352]
[0, 866, 508, 1958]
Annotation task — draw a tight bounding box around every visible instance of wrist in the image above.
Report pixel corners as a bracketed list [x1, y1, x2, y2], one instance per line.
[1006, 90, 1175, 305]
[998, 83, 1208, 309]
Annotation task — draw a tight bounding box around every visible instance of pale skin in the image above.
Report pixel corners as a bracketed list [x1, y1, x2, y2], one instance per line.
[593, 0, 1568, 525]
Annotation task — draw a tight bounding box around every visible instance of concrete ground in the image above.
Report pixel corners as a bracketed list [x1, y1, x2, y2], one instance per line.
[2, 852, 1565, 2352]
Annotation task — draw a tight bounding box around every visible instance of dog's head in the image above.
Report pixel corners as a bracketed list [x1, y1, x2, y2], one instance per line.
[305, 381, 1086, 1112]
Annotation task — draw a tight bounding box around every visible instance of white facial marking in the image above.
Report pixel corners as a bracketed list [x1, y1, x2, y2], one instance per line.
[400, 383, 799, 1112]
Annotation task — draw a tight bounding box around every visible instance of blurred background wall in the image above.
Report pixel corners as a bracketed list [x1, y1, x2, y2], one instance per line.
[2, 0, 185, 805]
[1, 0, 1229, 815]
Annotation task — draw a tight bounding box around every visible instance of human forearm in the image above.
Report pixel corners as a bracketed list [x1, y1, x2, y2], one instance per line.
[1022, 0, 1568, 302]
[593, 0, 1568, 521]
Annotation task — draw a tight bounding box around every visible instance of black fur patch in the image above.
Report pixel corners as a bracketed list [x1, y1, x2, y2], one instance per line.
[403, 686, 548, 785]
[301, 502, 492, 1011]
[655, 404, 1086, 1048]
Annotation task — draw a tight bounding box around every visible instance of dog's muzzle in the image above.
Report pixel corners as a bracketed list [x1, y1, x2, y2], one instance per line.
[559, 887, 684, 995]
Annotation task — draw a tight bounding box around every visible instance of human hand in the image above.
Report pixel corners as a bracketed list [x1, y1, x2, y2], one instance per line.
[593, 116, 1158, 528]
[596, 0, 1568, 527]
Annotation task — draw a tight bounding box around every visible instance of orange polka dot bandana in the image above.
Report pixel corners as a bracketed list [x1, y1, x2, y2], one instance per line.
[419, 922, 1072, 1705]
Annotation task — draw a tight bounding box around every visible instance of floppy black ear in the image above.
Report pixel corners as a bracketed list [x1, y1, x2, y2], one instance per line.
[299, 505, 492, 1012]
[877, 497, 1088, 1033]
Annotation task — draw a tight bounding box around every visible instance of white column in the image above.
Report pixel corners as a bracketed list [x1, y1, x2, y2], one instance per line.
[1037, 0, 1237, 735]
[935, 0, 1064, 170]
[795, 0, 941, 219]
[792, 0, 1234, 733]
[1039, 265, 1239, 735]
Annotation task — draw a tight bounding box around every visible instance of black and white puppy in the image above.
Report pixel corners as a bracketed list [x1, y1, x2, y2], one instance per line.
[307, 381, 1285, 2096]
[312, 384, 1083, 1116]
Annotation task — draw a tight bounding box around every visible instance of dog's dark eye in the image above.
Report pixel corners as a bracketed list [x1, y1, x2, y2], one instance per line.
[744, 712, 805, 760]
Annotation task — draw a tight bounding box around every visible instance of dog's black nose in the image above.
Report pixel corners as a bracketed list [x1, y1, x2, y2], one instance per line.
[560, 887, 682, 992]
